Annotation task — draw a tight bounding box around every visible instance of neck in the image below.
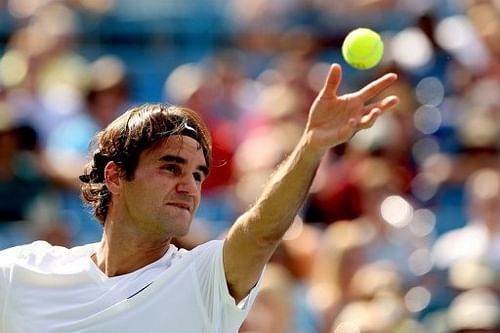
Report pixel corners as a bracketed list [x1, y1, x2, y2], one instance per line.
[92, 218, 172, 277]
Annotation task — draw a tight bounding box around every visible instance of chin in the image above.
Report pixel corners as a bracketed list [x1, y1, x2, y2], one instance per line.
[176, 225, 192, 237]
[164, 218, 192, 238]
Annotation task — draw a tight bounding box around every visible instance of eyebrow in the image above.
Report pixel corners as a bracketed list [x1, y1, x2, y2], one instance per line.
[159, 154, 209, 177]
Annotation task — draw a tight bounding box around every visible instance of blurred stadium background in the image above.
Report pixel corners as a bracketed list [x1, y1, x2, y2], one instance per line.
[0, 0, 499, 332]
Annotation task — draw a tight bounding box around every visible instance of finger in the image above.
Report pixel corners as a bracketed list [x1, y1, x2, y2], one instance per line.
[358, 73, 398, 101]
[364, 95, 399, 112]
[320, 63, 342, 98]
[359, 108, 382, 129]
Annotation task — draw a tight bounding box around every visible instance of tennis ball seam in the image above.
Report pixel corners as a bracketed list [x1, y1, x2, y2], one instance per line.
[345, 38, 383, 63]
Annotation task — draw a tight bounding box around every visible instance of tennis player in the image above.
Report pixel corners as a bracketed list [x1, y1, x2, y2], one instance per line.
[0, 64, 398, 332]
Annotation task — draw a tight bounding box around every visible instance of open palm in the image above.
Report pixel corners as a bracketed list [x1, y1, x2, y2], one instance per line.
[306, 64, 399, 152]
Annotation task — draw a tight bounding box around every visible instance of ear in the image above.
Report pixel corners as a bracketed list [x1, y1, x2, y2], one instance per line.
[104, 161, 123, 194]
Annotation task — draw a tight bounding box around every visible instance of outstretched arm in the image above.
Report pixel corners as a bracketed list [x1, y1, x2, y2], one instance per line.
[223, 64, 399, 302]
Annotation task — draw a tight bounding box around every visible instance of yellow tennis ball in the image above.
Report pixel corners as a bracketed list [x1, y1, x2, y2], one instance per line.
[342, 28, 384, 70]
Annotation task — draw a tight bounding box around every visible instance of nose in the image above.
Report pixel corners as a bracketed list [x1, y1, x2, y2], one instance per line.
[176, 174, 199, 195]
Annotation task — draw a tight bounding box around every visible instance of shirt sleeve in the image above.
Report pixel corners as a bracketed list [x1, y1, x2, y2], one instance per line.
[190, 240, 262, 332]
[0, 245, 23, 324]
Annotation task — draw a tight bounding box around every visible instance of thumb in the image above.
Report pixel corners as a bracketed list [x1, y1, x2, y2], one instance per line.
[320, 63, 342, 98]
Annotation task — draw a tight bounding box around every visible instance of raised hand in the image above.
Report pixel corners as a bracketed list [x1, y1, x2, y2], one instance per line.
[305, 63, 399, 153]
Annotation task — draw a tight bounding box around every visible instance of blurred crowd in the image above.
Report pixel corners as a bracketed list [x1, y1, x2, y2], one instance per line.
[0, 0, 499, 332]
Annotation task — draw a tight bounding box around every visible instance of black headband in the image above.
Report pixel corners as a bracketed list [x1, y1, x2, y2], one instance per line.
[79, 122, 203, 184]
[179, 123, 200, 142]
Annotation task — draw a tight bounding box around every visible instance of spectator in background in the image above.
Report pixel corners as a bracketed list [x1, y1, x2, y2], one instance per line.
[3, 3, 89, 144]
[243, 219, 323, 333]
[44, 55, 129, 244]
[239, 263, 296, 333]
[430, 168, 500, 328]
[432, 168, 500, 273]
[45, 55, 129, 189]
[0, 106, 51, 248]
[309, 155, 432, 333]
[0, 112, 46, 223]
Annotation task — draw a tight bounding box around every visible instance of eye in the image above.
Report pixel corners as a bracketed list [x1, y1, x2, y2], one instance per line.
[161, 164, 181, 175]
[193, 172, 203, 183]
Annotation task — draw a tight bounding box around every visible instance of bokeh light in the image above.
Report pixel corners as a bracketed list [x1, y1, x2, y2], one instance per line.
[411, 172, 439, 201]
[415, 77, 445, 106]
[413, 105, 442, 135]
[412, 137, 440, 165]
[391, 27, 433, 70]
[409, 208, 436, 237]
[0, 50, 28, 87]
[435, 15, 489, 70]
[380, 196, 413, 228]
[408, 248, 433, 276]
[405, 286, 431, 313]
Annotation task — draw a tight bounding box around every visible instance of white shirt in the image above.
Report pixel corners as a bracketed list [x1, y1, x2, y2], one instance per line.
[0, 240, 260, 332]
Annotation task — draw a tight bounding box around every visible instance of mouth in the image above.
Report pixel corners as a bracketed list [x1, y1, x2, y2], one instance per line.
[166, 202, 192, 213]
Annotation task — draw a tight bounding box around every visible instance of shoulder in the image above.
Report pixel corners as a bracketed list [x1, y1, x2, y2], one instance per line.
[0, 241, 95, 270]
[171, 240, 224, 264]
[0, 241, 50, 272]
[191, 239, 224, 253]
[173, 239, 223, 256]
[0, 241, 53, 261]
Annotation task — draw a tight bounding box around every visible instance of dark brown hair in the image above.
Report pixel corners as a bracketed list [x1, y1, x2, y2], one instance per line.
[80, 104, 212, 225]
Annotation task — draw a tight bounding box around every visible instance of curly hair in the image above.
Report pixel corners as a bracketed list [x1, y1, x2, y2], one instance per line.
[79, 104, 212, 225]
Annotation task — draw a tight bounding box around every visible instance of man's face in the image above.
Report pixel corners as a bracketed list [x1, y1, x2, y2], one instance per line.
[118, 135, 208, 238]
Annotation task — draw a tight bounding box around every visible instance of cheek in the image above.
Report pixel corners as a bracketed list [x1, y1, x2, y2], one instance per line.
[124, 178, 166, 206]
[192, 187, 203, 209]
[193, 190, 202, 207]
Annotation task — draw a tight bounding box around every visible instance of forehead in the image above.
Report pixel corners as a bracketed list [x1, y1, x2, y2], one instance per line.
[143, 135, 206, 164]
